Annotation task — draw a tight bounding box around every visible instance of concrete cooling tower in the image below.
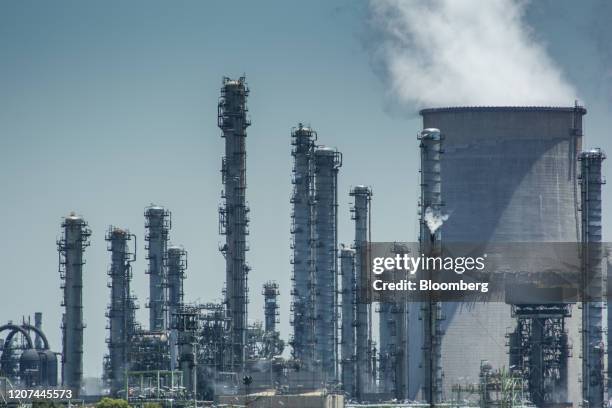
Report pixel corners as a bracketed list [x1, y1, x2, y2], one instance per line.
[412, 106, 586, 404]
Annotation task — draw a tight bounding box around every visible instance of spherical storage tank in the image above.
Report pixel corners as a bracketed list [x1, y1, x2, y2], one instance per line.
[412, 106, 586, 404]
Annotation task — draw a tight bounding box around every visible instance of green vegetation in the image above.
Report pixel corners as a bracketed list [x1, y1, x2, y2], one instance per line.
[96, 397, 130, 408]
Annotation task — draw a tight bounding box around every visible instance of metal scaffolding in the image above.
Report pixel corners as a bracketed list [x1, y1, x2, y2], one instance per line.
[340, 247, 356, 397]
[176, 305, 200, 398]
[58, 212, 91, 396]
[145, 205, 171, 333]
[218, 76, 251, 373]
[579, 148, 606, 408]
[313, 146, 342, 383]
[290, 123, 317, 367]
[105, 226, 137, 395]
[418, 129, 444, 404]
[507, 304, 571, 406]
[350, 185, 374, 397]
[167, 246, 187, 371]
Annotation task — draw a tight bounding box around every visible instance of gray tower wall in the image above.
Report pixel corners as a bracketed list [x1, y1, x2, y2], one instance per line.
[106, 227, 136, 395]
[145, 205, 171, 332]
[351, 186, 374, 396]
[290, 124, 316, 366]
[418, 106, 585, 403]
[340, 248, 356, 396]
[58, 213, 91, 396]
[313, 146, 341, 383]
[218, 77, 251, 372]
[167, 246, 186, 371]
[579, 149, 606, 407]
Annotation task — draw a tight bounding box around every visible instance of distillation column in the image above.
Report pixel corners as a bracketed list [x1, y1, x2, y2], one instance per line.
[58, 212, 91, 395]
[34, 313, 43, 350]
[145, 205, 171, 333]
[579, 148, 606, 408]
[263, 282, 280, 334]
[340, 248, 356, 397]
[351, 186, 374, 397]
[167, 246, 187, 371]
[218, 77, 251, 372]
[290, 124, 316, 366]
[176, 306, 199, 398]
[106, 227, 137, 395]
[313, 146, 342, 383]
[419, 129, 444, 404]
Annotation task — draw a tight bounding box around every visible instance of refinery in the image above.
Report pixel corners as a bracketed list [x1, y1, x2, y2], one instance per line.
[0, 76, 609, 408]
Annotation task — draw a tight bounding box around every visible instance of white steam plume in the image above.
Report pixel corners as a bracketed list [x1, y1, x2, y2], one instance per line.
[424, 206, 448, 234]
[368, 0, 577, 108]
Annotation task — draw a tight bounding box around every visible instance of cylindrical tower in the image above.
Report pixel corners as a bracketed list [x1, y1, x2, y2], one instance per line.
[34, 313, 43, 350]
[145, 205, 171, 333]
[263, 281, 279, 334]
[58, 212, 91, 395]
[350, 185, 374, 397]
[218, 76, 251, 372]
[105, 227, 137, 395]
[313, 146, 342, 383]
[339, 247, 356, 397]
[418, 129, 444, 404]
[579, 148, 606, 408]
[290, 124, 316, 366]
[167, 246, 187, 371]
[417, 106, 586, 404]
[176, 305, 199, 398]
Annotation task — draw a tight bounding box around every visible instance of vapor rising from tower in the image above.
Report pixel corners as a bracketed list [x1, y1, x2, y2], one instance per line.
[218, 76, 251, 372]
[105, 227, 137, 395]
[145, 205, 171, 333]
[290, 124, 316, 366]
[313, 146, 342, 383]
[58, 212, 91, 396]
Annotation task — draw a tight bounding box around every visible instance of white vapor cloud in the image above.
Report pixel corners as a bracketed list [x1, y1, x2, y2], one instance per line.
[368, 0, 577, 109]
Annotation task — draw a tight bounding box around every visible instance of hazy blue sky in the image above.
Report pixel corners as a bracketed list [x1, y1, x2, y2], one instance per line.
[1, 0, 611, 378]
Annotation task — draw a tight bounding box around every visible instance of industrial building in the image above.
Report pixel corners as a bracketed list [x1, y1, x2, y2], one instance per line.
[0, 73, 609, 408]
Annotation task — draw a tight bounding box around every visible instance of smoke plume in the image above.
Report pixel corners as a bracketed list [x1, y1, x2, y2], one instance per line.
[424, 206, 448, 234]
[368, 0, 577, 109]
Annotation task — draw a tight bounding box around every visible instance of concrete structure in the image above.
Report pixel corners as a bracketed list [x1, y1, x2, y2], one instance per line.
[416, 106, 586, 404]
[145, 205, 171, 332]
[167, 246, 187, 370]
[350, 185, 375, 398]
[313, 146, 342, 383]
[339, 247, 356, 396]
[105, 227, 137, 394]
[290, 124, 317, 366]
[218, 76, 251, 373]
[58, 212, 91, 395]
[579, 148, 606, 408]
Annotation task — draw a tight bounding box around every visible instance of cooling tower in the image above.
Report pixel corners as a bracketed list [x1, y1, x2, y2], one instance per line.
[414, 106, 586, 404]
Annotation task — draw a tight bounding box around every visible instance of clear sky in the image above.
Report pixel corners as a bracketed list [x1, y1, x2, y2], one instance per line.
[1, 0, 611, 378]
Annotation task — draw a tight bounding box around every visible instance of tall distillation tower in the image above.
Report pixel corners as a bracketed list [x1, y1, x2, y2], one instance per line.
[167, 246, 187, 371]
[313, 146, 342, 383]
[418, 129, 444, 404]
[218, 76, 251, 372]
[263, 281, 280, 334]
[579, 148, 606, 408]
[58, 212, 91, 395]
[340, 247, 356, 397]
[350, 186, 374, 397]
[145, 205, 171, 333]
[105, 227, 137, 395]
[290, 124, 316, 366]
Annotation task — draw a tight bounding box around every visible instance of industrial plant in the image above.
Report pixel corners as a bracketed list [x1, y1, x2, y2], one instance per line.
[0, 76, 609, 408]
